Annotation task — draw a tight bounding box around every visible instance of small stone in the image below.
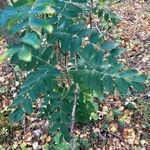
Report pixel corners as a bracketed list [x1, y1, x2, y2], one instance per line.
[11, 87, 16, 91]
[140, 140, 148, 146]
[13, 93, 17, 98]
[93, 128, 100, 133]
[15, 81, 20, 86]
[0, 77, 5, 82]
[33, 129, 42, 137]
[33, 142, 39, 150]
[119, 106, 124, 111]
[83, 133, 87, 138]
[80, 134, 84, 139]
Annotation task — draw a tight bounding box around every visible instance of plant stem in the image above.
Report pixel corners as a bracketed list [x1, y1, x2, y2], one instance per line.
[69, 53, 79, 150]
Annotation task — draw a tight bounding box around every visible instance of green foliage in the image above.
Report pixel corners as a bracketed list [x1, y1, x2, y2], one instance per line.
[98, 7, 121, 25]
[112, 109, 122, 118]
[138, 99, 150, 128]
[78, 138, 91, 149]
[98, 0, 121, 25]
[0, 0, 147, 147]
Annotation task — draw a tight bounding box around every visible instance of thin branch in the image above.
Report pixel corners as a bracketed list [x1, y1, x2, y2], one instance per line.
[89, 0, 94, 28]
[93, 20, 101, 34]
[69, 53, 79, 150]
[22, 114, 26, 134]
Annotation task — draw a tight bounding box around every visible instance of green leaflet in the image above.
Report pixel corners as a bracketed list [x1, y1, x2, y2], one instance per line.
[9, 108, 24, 122]
[50, 112, 60, 122]
[13, 0, 35, 7]
[71, 64, 146, 96]
[102, 75, 114, 93]
[113, 109, 122, 118]
[60, 33, 71, 53]
[18, 67, 59, 102]
[11, 96, 24, 106]
[18, 45, 32, 62]
[0, 8, 10, 29]
[104, 13, 109, 21]
[0, 50, 9, 64]
[50, 123, 61, 133]
[115, 78, 128, 94]
[72, 0, 87, 3]
[110, 47, 126, 57]
[31, 5, 55, 15]
[55, 143, 69, 150]
[22, 31, 40, 49]
[30, 17, 53, 33]
[56, 2, 82, 19]
[101, 42, 120, 51]
[78, 58, 86, 68]
[68, 22, 84, 34]
[71, 70, 103, 93]
[60, 111, 70, 123]
[41, 46, 53, 62]
[23, 99, 33, 114]
[111, 16, 121, 25]
[119, 69, 138, 78]
[89, 30, 103, 44]
[9, 21, 27, 35]
[131, 74, 147, 82]
[65, 3, 82, 15]
[130, 82, 145, 92]
[29, 86, 39, 101]
[89, 51, 103, 69]
[108, 55, 118, 65]
[98, 7, 121, 25]
[57, 17, 73, 32]
[60, 123, 70, 142]
[99, 0, 105, 7]
[70, 36, 82, 54]
[76, 94, 92, 123]
[98, 9, 104, 17]
[81, 44, 95, 60]
[33, 0, 56, 7]
[78, 28, 94, 37]
[107, 63, 123, 74]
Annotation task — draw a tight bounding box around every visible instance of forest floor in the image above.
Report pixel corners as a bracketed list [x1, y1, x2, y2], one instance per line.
[0, 0, 150, 150]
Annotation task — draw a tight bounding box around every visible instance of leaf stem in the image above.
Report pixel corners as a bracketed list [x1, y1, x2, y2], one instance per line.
[69, 53, 79, 150]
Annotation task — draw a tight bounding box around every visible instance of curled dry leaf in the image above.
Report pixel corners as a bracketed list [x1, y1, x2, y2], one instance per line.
[102, 105, 109, 115]
[23, 132, 34, 142]
[123, 128, 136, 145]
[46, 136, 52, 142]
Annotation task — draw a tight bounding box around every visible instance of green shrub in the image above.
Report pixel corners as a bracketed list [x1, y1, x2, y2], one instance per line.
[0, 0, 146, 149]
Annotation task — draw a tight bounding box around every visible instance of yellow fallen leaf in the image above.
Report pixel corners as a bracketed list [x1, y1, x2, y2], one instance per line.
[12, 142, 18, 149]
[109, 123, 118, 133]
[0, 145, 5, 150]
[0, 50, 9, 64]
[120, 114, 128, 120]
[20, 142, 27, 149]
